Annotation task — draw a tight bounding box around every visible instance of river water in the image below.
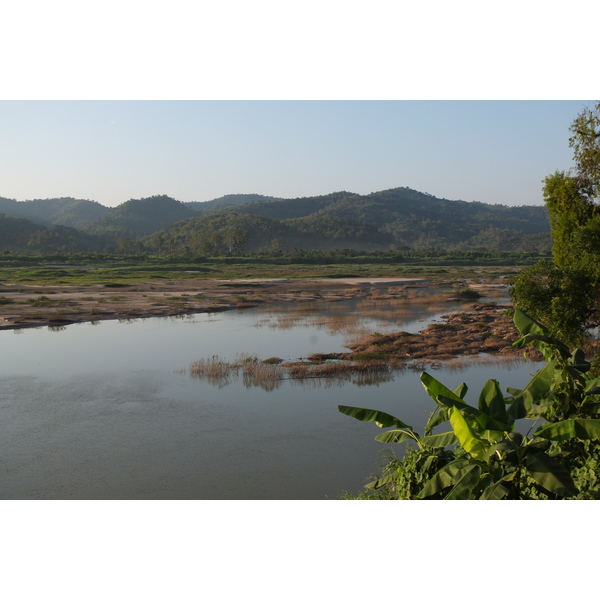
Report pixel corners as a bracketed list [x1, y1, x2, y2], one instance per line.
[0, 294, 541, 499]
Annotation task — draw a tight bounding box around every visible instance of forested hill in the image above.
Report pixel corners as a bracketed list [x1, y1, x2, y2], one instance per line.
[83, 195, 198, 241]
[0, 196, 108, 228]
[0, 187, 551, 253]
[217, 188, 549, 246]
[159, 187, 551, 253]
[184, 193, 284, 215]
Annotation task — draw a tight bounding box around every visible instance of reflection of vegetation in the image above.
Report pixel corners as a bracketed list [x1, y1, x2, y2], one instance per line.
[189, 355, 285, 391]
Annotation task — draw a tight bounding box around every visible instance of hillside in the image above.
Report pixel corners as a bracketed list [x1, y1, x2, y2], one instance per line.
[185, 193, 284, 214]
[157, 211, 392, 253]
[0, 213, 104, 253]
[0, 196, 108, 228]
[218, 187, 550, 250]
[83, 195, 198, 241]
[0, 187, 552, 254]
[155, 187, 551, 253]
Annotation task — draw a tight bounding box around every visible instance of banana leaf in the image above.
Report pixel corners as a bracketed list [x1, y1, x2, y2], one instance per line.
[479, 472, 516, 500]
[374, 430, 417, 444]
[420, 430, 458, 448]
[449, 406, 488, 461]
[525, 451, 578, 497]
[417, 458, 472, 498]
[478, 379, 508, 424]
[338, 405, 412, 430]
[535, 418, 600, 442]
[444, 464, 482, 500]
[420, 372, 465, 406]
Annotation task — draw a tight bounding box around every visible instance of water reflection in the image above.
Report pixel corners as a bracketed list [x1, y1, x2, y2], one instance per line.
[0, 288, 534, 499]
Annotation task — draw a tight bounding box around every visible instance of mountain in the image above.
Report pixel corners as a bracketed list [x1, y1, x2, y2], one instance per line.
[0, 187, 553, 253]
[0, 196, 108, 228]
[0, 213, 103, 253]
[220, 187, 550, 249]
[157, 211, 392, 253]
[185, 194, 284, 214]
[83, 195, 198, 241]
[160, 187, 551, 253]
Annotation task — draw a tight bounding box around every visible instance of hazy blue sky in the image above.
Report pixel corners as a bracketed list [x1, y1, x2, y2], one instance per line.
[0, 100, 588, 208]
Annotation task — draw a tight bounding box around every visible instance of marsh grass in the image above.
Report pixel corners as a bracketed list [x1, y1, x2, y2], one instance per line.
[189, 354, 285, 390]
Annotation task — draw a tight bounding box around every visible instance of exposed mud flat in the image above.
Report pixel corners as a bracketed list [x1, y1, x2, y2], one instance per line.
[0, 277, 530, 365]
[0, 277, 426, 330]
[305, 303, 543, 366]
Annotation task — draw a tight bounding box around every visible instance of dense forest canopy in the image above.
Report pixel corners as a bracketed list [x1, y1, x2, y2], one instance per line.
[0, 187, 551, 254]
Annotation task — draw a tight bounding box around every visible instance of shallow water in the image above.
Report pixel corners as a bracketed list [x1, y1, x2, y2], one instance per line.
[0, 295, 538, 499]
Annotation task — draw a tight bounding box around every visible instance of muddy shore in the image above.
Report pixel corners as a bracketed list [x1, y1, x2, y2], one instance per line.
[0, 277, 531, 363]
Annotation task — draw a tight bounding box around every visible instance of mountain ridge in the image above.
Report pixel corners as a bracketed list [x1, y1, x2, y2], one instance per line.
[0, 187, 551, 254]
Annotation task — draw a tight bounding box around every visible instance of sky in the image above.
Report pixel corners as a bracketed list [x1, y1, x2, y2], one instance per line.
[2, 3, 597, 211]
[0, 100, 590, 208]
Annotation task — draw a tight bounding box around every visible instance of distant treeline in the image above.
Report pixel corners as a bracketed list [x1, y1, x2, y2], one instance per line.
[0, 248, 547, 269]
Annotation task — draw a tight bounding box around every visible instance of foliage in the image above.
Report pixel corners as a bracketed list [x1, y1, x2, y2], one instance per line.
[511, 103, 600, 351]
[339, 309, 600, 499]
[568, 101, 600, 200]
[509, 259, 597, 347]
[2, 187, 552, 255]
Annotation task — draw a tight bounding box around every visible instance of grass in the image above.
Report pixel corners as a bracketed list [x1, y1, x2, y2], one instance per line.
[27, 295, 54, 307]
[0, 256, 529, 287]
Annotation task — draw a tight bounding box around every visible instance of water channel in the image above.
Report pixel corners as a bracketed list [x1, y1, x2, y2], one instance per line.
[0, 293, 542, 499]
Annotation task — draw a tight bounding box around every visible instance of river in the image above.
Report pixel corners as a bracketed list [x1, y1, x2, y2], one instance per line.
[0, 294, 541, 499]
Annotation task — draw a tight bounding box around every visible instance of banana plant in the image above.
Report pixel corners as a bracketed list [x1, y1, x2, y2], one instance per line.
[339, 309, 600, 499]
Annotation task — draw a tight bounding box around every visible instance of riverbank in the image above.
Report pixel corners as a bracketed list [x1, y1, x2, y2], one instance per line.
[0, 276, 533, 364]
[0, 277, 428, 330]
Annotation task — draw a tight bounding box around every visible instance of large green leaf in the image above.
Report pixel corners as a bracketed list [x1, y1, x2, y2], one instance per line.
[417, 459, 472, 498]
[338, 405, 412, 430]
[535, 419, 600, 441]
[374, 430, 416, 444]
[507, 361, 555, 420]
[525, 451, 578, 497]
[436, 394, 511, 433]
[478, 379, 508, 424]
[425, 407, 450, 434]
[512, 310, 570, 357]
[513, 308, 551, 337]
[479, 472, 516, 500]
[449, 406, 488, 461]
[420, 431, 457, 448]
[365, 474, 395, 490]
[453, 382, 468, 400]
[444, 464, 482, 500]
[420, 372, 465, 406]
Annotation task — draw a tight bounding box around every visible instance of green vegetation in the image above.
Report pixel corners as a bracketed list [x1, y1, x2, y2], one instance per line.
[511, 102, 600, 351]
[1, 187, 551, 255]
[339, 310, 600, 499]
[0, 249, 541, 286]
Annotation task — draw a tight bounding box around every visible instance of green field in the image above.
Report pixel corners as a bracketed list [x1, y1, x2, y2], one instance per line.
[0, 251, 540, 286]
